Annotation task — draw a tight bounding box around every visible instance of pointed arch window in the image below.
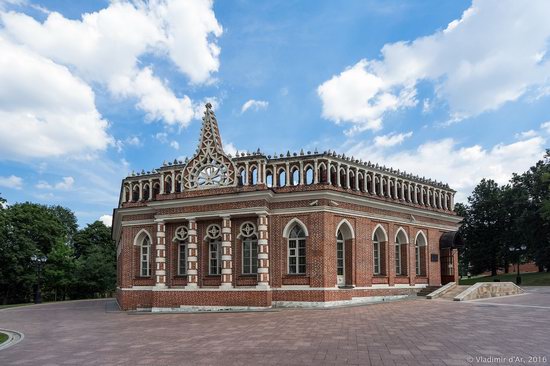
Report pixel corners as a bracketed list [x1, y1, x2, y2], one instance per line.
[395, 229, 408, 276]
[373, 232, 381, 275]
[207, 224, 222, 275]
[140, 236, 151, 277]
[288, 225, 306, 274]
[415, 232, 427, 276]
[336, 231, 344, 276]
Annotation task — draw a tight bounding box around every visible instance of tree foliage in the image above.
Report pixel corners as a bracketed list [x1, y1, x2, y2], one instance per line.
[460, 151, 550, 275]
[0, 198, 115, 304]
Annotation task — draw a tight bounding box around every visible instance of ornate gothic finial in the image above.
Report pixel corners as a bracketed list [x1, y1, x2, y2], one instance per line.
[181, 104, 237, 189]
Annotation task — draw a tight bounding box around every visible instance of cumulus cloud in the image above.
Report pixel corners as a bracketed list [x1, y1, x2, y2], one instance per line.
[224, 142, 238, 156]
[541, 121, 550, 134]
[0, 174, 23, 189]
[0, 36, 112, 159]
[346, 134, 546, 202]
[0, 0, 223, 155]
[374, 131, 413, 148]
[241, 99, 269, 113]
[99, 214, 112, 227]
[36, 176, 74, 190]
[318, 0, 550, 133]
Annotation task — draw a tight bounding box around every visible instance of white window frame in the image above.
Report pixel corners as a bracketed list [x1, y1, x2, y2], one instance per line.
[395, 242, 402, 275]
[336, 232, 344, 276]
[242, 235, 258, 275]
[140, 236, 151, 277]
[415, 244, 421, 276]
[209, 239, 222, 275]
[178, 241, 187, 276]
[373, 235, 381, 275]
[288, 226, 306, 274]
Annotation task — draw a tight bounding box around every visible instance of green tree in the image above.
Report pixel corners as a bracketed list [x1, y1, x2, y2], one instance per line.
[461, 179, 507, 276]
[43, 238, 75, 301]
[0, 202, 64, 303]
[511, 151, 550, 270]
[72, 221, 116, 298]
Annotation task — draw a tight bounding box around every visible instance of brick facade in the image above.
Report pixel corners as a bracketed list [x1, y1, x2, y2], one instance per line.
[113, 105, 461, 310]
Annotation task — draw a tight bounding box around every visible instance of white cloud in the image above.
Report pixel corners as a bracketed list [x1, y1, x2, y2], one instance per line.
[0, 36, 112, 159]
[99, 214, 112, 227]
[170, 141, 180, 150]
[241, 99, 269, 114]
[224, 142, 238, 156]
[36, 176, 74, 190]
[155, 132, 169, 144]
[126, 136, 141, 146]
[541, 121, 550, 134]
[0, 0, 222, 131]
[0, 174, 23, 189]
[55, 176, 74, 190]
[346, 135, 546, 202]
[515, 130, 538, 139]
[318, 0, 550, 132]
[374, 131, 413, 148]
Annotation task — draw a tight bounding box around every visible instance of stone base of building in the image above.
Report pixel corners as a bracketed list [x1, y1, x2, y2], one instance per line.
[116, 285, 426, 311]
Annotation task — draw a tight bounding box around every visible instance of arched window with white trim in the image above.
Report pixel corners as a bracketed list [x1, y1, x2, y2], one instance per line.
[266, 169, 273, 187]
[250, 166, 258, 185]
[174, 226, 189, 276]
[207, 224, 222, 275]
[140, 235, 151, 277]
[372, 225, 387, 276]
[278, 168, 286, 187]
[415, 231, 427, 276]
[395, 228, 408, 276]
[305, 166, 313, 185]
[291, 167, 299, 186]
[240, 222, 258, 274]
[288, 224, 306, 274]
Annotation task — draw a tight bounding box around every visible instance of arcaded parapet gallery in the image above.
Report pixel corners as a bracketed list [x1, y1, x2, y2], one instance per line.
[113, 104, 462, 311]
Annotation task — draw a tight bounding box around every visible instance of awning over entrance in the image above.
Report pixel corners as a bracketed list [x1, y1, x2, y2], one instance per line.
[439, 231, 464, 249]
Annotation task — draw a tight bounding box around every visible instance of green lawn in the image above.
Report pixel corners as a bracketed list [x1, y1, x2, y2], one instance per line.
[459, 271, 550, 286]
[0, 332, 8, 344]
[0, 303, 33, 310]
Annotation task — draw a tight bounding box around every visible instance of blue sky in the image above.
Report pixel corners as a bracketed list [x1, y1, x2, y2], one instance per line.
[0, 0, 549, 227]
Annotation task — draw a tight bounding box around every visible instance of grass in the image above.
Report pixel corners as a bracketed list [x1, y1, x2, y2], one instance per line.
[0, 303, 34, 310]
[0, 332, 8, 344]
[459, 271, 550, 286]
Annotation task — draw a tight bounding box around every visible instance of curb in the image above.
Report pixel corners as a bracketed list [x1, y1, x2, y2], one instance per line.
[0, 329, 24, 351]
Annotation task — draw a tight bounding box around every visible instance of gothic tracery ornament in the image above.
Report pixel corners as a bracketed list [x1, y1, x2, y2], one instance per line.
[174, 226, 189, 241]
[240, 222, 256, 238]
[206, 224, 221, 239]
[182, 103, 236, 189]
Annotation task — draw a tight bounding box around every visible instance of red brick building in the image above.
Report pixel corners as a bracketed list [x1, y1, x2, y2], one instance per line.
[113, 104, 462, 311]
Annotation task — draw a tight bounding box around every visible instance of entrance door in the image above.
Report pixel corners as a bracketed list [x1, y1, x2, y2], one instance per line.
[337, 231, 345, 286]
[440, 248, 454, 285]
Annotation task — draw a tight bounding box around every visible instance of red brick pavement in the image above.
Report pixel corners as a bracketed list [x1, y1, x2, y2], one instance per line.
[1, 288, 549, 365]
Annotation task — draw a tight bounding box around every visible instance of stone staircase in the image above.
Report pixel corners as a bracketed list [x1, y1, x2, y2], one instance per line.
[416, 286, 441, 297]
[439, 285, 468, 300]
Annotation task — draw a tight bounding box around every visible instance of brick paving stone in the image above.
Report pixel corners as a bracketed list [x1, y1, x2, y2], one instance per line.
[0, 288, 550, 365]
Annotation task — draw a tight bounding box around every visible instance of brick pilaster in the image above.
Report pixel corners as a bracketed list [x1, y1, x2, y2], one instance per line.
[257, 214, 270, 288]
[409, 239, 416, 286]
[155, 221, 166, 287]
[186, 219, 198, 288]
[388, 224, 395, 286]
[220, 216, 233, 288]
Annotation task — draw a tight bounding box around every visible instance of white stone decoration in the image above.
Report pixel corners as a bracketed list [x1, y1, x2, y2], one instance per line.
[239, 222, 256, 238]
[206, 224, 221, 239]
[174, 225, 189, 241]
[183, 103, 236, 189]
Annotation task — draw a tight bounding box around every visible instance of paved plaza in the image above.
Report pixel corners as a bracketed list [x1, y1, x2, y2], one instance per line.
[1, 288, 549, 366]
